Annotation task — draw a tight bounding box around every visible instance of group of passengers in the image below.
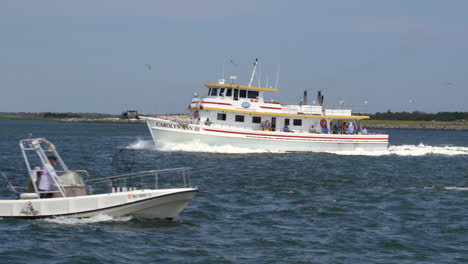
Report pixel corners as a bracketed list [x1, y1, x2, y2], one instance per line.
[283, 121, 369, 134]
[324, 121, 368, 135]
[303, 121, 368, 135]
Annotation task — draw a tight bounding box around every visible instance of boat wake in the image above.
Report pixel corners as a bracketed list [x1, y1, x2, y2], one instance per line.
[329, 143, 468, 156]
[125, 139, 155, 150]
[126, 139, 284, 154]
[156, 140, 285, 154]
[127, 139, 467, 156]
[43, 214, 133, 225]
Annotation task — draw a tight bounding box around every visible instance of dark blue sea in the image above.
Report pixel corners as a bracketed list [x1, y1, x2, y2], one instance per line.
[0, 120, 467, 264]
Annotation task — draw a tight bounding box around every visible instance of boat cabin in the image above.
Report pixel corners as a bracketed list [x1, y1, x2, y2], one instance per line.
[189, 79, 369, 134]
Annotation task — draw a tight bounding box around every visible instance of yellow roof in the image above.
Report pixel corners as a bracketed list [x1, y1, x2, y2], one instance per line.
[204, 83, 278, 92]
[188, 106, 370, 119]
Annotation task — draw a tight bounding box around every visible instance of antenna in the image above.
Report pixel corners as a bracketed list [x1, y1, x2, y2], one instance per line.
[258, 63, 261, 87]
[248, 58, 258, 87]
[275, 64, 280, 89]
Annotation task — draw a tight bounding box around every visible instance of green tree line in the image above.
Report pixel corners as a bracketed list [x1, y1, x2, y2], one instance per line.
[370, 111, 467, 121]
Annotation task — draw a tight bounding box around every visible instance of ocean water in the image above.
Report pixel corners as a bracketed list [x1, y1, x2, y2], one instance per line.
[0, 120, 467, 263]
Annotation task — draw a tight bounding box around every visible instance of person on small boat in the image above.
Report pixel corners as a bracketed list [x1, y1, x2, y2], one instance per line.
[38, 156, 58, 198]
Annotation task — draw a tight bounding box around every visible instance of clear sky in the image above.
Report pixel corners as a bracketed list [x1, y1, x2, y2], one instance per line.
[0, 0, 467, 114]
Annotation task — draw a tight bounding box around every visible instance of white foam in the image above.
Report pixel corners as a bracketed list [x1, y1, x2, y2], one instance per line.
[126, 139, 155, 150]
[156, 140, 284, 154]
[443, 186, 468, 191]
[43, 214, 133, 225]
[126, 139, 467, 156]
[329, 143, 468, 156]
[424, 186, 468, 191]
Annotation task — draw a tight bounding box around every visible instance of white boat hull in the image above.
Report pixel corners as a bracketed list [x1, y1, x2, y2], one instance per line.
[147, 119, 389, 152]
[0, 188, 198, 219]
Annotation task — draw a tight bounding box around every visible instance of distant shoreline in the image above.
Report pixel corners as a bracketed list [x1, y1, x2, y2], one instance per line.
[1, 116, 467, 130]
[362, 120, 468, 131]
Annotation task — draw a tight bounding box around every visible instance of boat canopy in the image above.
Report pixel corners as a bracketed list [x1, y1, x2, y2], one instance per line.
[204, 83, 278, 92]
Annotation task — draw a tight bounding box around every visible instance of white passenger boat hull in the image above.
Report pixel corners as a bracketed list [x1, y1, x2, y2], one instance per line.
[0, 188, 198, 219]
[147, 119, 388, 152]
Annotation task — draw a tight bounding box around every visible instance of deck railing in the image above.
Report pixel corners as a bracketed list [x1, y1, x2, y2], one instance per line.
[84, 167, 193, 194]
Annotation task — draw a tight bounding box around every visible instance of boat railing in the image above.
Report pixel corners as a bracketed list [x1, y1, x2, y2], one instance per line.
[84, 167, 193, 194]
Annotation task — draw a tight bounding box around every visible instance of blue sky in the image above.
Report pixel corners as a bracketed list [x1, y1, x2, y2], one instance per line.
[0, 0, 467, 114]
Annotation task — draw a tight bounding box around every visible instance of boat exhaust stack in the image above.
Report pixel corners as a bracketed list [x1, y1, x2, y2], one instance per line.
[317, 91, 324, 106]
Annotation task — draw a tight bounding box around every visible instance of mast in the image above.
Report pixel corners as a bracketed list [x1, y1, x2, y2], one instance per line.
[248, 58, 258, 87]
[275, 64, 280, 89]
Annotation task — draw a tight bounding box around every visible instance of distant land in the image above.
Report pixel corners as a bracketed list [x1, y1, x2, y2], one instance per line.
[0, 111, 467, 130]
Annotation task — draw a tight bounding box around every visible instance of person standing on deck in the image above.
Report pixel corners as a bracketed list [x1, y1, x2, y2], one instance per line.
[38, 156, 58, 198]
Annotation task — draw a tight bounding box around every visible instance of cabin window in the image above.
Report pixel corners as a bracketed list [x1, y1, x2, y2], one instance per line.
[226, 88, 232, 97]
[248, 91, 259, 99]
[217, 113, 226, 121]
[293, 119, 302, 126]
[219, 88, 225, 96]
[233, 89, 239, 100]
[285, 119, 290, 125]
[239, 90, 247, 98]
[208, 88, 212, 95]
[235, 115, 244, 122]
[210, 88, 218, 96]
[252, 116, 261, 123]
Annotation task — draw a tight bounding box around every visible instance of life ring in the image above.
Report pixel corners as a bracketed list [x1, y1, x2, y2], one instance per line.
[193, 110, 199, 119]
[320, 119, 327, 128]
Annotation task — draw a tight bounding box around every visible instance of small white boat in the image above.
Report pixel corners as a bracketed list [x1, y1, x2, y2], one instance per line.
[143, 59, 389, 152]
[0, 138, 198, 220]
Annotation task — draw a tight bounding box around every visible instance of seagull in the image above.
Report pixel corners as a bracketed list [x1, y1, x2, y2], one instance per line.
[145, 64, 152, 70]
[229, 59, 238, 67]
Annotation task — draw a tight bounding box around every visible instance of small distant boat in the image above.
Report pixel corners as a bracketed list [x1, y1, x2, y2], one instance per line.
[143, 59, 389, 152]
[0, 138, 198, 219]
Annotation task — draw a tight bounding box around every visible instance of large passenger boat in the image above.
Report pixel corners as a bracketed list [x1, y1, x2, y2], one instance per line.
[144, 62, 388, 152]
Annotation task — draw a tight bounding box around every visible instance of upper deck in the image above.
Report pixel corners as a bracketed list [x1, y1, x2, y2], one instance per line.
[192, 82, 368, 120]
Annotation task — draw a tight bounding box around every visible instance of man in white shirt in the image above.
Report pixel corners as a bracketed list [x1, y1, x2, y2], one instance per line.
[38, 156, 58, 198]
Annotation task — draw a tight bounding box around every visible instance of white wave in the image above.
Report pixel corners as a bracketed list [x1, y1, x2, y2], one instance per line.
[126, 139, 467, 156]
[125, 139, 155, 150]
[155, 140, 285, 154]
[424, 186, 468, 191]
[43, 214, 133, 225]
[329, 143, 468, 156]
[443, 186, 468, 191]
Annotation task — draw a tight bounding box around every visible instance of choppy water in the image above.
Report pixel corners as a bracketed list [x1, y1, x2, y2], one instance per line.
[0, 120, 467, 263]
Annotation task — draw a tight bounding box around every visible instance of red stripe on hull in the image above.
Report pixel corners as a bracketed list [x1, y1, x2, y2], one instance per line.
[202, 128, 388, 141]
[260, 106, 282, 110]
[195, 101, 233, 106]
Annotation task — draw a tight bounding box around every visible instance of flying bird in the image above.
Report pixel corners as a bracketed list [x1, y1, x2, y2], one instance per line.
[145, 64, 152, 70]
[229, 59, 238, 67]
